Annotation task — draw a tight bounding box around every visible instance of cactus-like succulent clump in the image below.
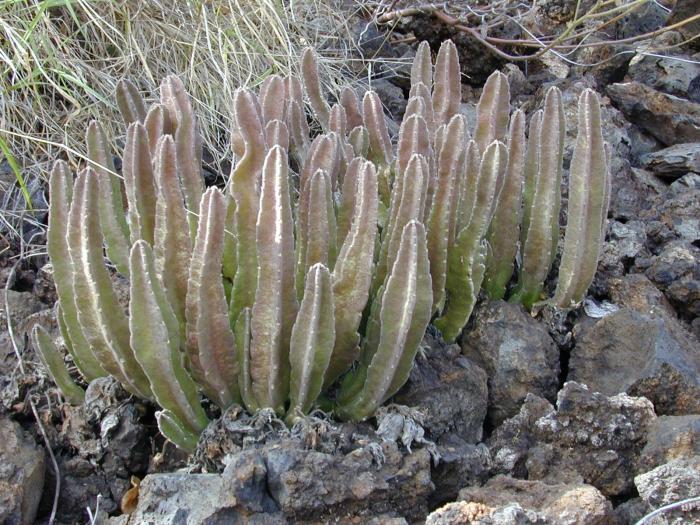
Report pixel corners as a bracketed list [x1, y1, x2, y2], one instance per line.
[33, 40, 610, 452]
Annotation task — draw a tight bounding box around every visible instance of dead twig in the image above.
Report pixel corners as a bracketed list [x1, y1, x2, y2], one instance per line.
[374, 0, 700, 64]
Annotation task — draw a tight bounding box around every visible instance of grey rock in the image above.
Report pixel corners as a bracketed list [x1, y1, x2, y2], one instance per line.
[597, 220, 649, 282]
[427, 501, 544, 525]
[431, 434, 491, 507]
[611, 498, 648, 525]
[33, 263, 57, 305]
[627, 52, 700, 98]
[461, 301, 560, 428]
[641, 190, 700, 246]
[628, 125, 664, 161]
[0, 289, 43, 334]
[606, 82, 700, 145]
[570, 308, 700, 414]
[0, 417, 45, 525]
[668, 0, 700, 51]
[123, 470, 283, 525]
[489, 383, 656, 497]
[127, 437, 432, 524]
[634, 457, 700, 524]
[426, 501, 499, 525]
[457, 476, 613, 525]
[644, 241, 700, 319]
[609, 163, 660, 221]
[52, 379, 149, 522]
[394, 332, 488, 443]
[640, 143, 700, 177]
[616, 2, 668, 39]
[266, 440, 432, 522]
[488, 394, 555, 478]
[670, 172, 700, 193]
[371, 78, 407, 127]
[690, 74, 700, 103]
[639, 415, 700, 470]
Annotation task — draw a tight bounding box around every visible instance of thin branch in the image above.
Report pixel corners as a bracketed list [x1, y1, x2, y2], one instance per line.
[374, 1, 700, 64]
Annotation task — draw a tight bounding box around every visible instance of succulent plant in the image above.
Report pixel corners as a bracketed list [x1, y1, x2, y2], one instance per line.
[37, 40, 610, 451]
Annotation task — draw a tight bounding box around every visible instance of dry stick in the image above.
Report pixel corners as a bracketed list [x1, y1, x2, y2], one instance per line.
[4, 262, 61, 525]
[376, 3, 700, 62]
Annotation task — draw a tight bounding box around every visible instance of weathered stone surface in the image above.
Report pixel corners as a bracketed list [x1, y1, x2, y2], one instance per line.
[607, 274, 677, 318]
[269, 440, 432, 521]
[124, 438, 433, 524]
[667, 0, 700, 50]
[49, 378, 150, 522]
[457, 476, 613, 525]
[488, 394, 555, 479]
[121, 470, 284, 525]
[570, 308, 700, 414]
[640, 143, 700, 177]
[639, 415, 700, 470]
[489, 383, 656, 497]
[431, 434, 491, 507]
[644, 241, 700, 320]
[0, 417, 45, 525]
[428, 501, 542, 525]
[606, 82, 700, 145]
[425, 501, 495, 525]
[627, 52, 700, 98]
[372, 78, 407, 125]
[32, 263, 57, 306]
[394, 332, 488, 443]
[670, 172, 700, 193]
[611, 498, 648, 525]
[641, 190, 700, 248]
[634, 457, 700, 524]
[461, 301, 560, 428]
[0, 289, 44, 334]
[596, 222, 650, 286]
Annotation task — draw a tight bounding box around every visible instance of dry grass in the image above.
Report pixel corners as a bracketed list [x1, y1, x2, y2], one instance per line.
[0, 0, 368, 250]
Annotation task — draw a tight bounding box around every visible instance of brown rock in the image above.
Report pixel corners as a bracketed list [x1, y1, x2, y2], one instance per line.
[457, 476, 613, 525]
[488, 383, 656, 497]
[639, 415, 700, 470]
[606, 82, 700, 145]
[570, 308, 700, 414]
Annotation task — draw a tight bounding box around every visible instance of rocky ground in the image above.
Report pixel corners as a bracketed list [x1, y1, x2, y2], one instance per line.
[1, 1, 699, 524]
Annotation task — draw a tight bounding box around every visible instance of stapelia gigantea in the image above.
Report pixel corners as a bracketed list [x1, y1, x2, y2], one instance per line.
[37, 41, 611, 451]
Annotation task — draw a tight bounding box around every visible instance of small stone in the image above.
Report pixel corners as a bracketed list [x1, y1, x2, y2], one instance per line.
[489, 383, 656, 497]
[457, 475, 613, 525]
[640, 143, 700, 177]
[670, 172, 700, 193]
[628, 52, 699, 98]
[606, 82, 700, 145]
[33, 263, 58, 305]
[0, 289, 43, 334]
[570, 308, 700, 414]
[461, 301, 560, 428]
[394, 332, 488, 443]
[432, 434, 491, 507]
[0, 417, 45, 525]
[639, 415, 700, 470]
[635, 457, 700, 523]
[425, 501, 493, 525]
